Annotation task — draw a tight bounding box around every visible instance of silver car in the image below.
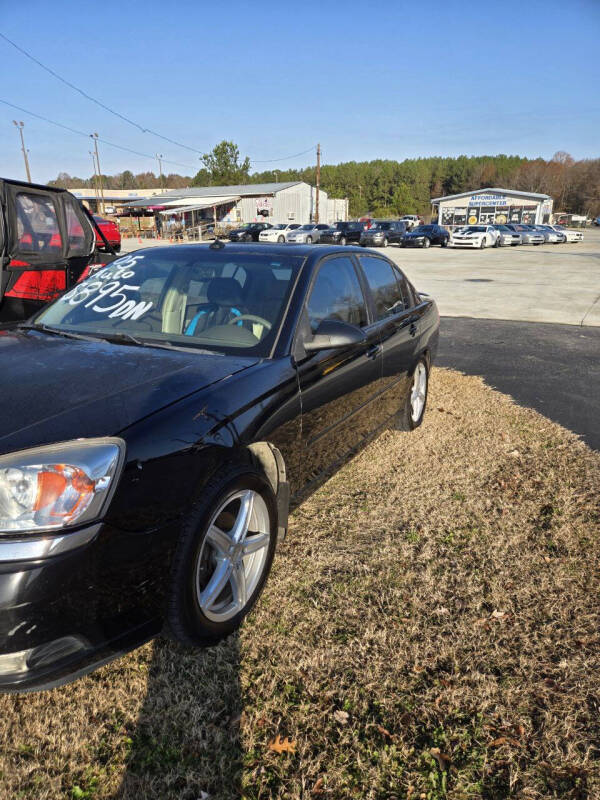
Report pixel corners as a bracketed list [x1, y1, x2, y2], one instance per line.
[505, 224, 545, 245]
[286, 223, 331, 244]
[491, 224, 522, 246]
[534, 225, 566, 244]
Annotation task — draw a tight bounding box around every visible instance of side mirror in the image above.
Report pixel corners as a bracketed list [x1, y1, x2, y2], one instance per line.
[303, 319, 367, 352]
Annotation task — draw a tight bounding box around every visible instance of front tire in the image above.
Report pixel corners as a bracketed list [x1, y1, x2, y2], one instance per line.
[440, 238, 448, 247]
[277, 235, 285, 243]
[396, 359, 429, 431]
[422, 237, 431, 248]
[165, 464, 277, 647]
[479, 238, 486, 249]
[383, 237, 389, 247]
[306, 236, 313, 244]
[339, 236, 347, 246]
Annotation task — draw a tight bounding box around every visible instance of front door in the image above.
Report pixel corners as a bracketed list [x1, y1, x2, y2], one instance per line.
[295, 255, 384, 486]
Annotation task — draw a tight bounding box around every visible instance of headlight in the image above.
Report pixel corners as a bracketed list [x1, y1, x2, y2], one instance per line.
[0, 438, 125, 533]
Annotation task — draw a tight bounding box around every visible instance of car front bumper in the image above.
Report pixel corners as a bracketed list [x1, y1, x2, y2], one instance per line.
[0, 518, 180, 692]
[449, 239, 482, 247]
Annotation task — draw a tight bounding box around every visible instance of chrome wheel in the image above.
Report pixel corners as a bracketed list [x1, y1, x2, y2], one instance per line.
[410, 362, 427, 422]
[196, 490, 271, 623]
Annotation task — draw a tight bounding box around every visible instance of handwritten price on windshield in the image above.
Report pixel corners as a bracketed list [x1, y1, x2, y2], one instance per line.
[62, 254, 152, 320]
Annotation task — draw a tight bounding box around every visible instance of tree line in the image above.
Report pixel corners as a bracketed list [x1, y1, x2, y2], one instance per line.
[49, 143, 600, 218]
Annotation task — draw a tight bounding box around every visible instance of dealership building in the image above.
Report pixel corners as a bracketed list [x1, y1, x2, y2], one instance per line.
[431, 188, 553, 230]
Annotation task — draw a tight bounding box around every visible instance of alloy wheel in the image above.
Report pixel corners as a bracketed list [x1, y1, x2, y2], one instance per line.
[196, 490, 271, 623]
[340, 236, 347, 246]
[410, 362, 427, 422]
[278, 235, 285, 243]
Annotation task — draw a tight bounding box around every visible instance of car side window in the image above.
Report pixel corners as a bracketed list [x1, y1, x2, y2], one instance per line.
[307, 257, 368, 333]
[359, 256, 405, 319]
[390, 264, 416, 309]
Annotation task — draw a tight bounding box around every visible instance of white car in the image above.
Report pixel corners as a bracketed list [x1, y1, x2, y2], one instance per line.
[258, 223, 301, 243]
[286, 223, 331, 244]
[549, 225, 584, 242]
[450, 225, 499, 249]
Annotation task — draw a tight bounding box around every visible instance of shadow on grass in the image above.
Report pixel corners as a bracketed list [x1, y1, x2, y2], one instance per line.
[113, 633, 243, 800]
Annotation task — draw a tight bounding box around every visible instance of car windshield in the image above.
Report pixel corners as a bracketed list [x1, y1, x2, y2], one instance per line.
[412, 226, 433, 233]
[334, 222, 350, 230]
[299, 225, 315, 230]
[35, 248, 303, 357]
[271, 224, 287, 230]
[495, 225, 510, 231]
[371, 223, 391, 230]
[463, 226, 486, 233]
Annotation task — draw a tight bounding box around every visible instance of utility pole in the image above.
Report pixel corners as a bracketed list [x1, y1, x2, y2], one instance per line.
[89, 150, 100, 211]
[315, 143, 321, 223]
[13, 121, 32, 182]
[156, 154, 165, 191]
[90, 133, 105, 214]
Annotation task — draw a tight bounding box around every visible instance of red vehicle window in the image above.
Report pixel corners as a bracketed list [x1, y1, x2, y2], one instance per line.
[16, 193, 62, 254]
[64, 198, 92, 257]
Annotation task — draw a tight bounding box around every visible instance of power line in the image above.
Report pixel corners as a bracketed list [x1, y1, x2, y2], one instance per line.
[250, 145, 317, 164]
[0, 33, 319, 168]
[0, 99, 196, 170]
[0, 32, 204, 155]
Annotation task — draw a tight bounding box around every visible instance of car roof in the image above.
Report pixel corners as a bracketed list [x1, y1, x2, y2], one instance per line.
[127, 242, 372, 260]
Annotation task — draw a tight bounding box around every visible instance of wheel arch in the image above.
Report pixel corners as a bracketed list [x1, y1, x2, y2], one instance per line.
[245, 441, 289, 545]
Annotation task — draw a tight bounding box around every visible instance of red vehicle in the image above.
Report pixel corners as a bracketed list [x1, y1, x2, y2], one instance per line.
[92, 215, 121, 252]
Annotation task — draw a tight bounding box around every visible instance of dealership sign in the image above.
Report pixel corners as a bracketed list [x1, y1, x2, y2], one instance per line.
[468, 193, 508, 206]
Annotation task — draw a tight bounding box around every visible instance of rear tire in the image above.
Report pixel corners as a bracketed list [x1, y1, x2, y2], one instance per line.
[383, 237, 389, 247]
[479, 238, 486, 249]
[440, 239, 448, 247]
[339, 236, 347, 246]
[422, 237, 431, 248]
[165, 463, 277, 647]
[277, 235, 285, 243]
[395, 359, 429, 431]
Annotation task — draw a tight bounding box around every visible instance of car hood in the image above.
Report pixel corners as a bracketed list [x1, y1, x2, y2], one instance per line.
[0, 330, 259, 454]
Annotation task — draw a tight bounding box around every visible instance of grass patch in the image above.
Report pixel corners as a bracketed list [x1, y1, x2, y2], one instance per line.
[0, 368, 598, 798]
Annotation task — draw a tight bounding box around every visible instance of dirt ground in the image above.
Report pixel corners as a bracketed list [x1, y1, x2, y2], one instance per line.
[0, 368, 598, 800]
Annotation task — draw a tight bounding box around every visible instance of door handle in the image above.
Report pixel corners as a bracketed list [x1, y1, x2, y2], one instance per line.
[366, 343, 381, 359]
[409, 322, 417, 337]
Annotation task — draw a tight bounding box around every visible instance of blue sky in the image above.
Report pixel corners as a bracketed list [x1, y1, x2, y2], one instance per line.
[1, 0, 599, 183]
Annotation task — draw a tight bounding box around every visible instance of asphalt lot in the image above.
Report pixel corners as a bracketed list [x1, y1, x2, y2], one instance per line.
[384, 227, 600, 327]
[436, 316, 600, 450]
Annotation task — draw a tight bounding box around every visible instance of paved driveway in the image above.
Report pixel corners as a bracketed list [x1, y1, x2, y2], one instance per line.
[384, 228, 600, 327]
[436, 317, 600, 450]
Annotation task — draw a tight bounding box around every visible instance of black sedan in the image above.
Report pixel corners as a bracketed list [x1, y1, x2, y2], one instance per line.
[402, 224, 449, 248]
[319, 221, 367, 246]
[228, 222, 272, 242]
[0, 243, 438, 691]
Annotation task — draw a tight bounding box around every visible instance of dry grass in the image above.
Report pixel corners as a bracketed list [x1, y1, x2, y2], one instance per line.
[0, 368, 598, 800]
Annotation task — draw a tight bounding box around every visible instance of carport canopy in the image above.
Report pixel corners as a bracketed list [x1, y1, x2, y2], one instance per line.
[148, 195, 240, 214]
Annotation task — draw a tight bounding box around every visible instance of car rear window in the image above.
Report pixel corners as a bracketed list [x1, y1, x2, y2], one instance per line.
[15, 192, 62, 254]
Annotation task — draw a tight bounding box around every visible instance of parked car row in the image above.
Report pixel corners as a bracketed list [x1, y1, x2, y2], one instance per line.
[230, 220, 584, 250]
[449, 223, 584, 248]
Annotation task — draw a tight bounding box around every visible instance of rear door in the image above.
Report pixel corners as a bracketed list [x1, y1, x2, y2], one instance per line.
[295, 254, 385, 485]
[357, 254, 420, 421]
